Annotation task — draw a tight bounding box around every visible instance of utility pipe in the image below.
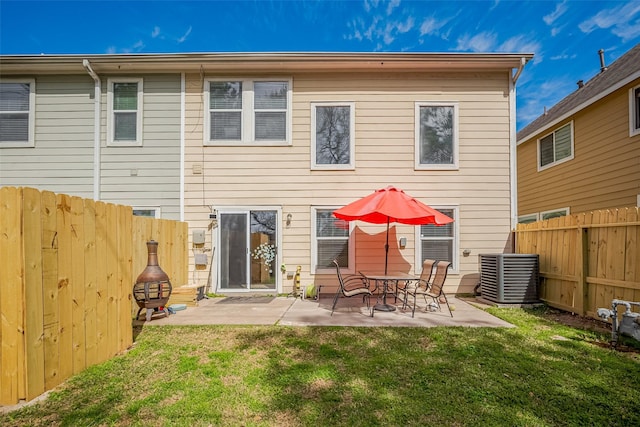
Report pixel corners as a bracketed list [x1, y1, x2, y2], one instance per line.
[509, 57, 527, 231]
[83, 59, 101, 200]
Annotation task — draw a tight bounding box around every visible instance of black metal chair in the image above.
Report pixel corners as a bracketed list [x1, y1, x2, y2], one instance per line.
[398, 258, 436, 309]
[404, 261, 453, 318]
[331, 259, 373, 316]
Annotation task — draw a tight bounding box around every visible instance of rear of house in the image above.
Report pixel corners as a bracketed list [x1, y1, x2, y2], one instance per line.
[516, 44, 640, 222]
[180, 53, 532, 295]
[1, 52, 532, 296]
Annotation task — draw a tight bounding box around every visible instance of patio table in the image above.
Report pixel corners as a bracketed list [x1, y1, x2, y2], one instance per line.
[361, 272, 418, 312]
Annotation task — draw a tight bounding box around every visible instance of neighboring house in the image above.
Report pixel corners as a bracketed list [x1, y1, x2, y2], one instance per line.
[516, 43, 640, 223]
[1, 52, 532, 295]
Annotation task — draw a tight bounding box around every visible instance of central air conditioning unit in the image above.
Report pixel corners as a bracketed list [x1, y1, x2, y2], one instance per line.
[479, 254, 540, 304]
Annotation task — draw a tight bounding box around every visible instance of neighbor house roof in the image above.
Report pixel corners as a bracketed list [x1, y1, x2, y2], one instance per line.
[517, 42, 640, 144]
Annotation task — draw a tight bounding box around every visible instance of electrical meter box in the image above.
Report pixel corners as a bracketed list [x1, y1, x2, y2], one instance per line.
[193, 229, 206, 244]
[194, 253, 208, 266]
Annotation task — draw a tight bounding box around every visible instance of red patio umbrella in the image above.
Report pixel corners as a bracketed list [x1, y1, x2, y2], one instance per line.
[333, 186, 453, 274]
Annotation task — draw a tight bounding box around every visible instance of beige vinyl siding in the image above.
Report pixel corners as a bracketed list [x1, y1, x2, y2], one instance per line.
[100, 74, 181, 219]
[518, 81, 640, 216]
[185, 71, 514, 294]
[0, 76, 95, 196]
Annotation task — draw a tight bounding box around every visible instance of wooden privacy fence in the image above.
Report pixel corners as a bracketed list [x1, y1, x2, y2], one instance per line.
[0, 187, 188, 405]
[515, 207, 640, 319]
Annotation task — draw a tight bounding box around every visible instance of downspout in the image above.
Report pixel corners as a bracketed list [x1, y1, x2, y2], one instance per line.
[180, 73, 185, 222]
[83, 59, 101, 201]
[509, 57, 526, 233]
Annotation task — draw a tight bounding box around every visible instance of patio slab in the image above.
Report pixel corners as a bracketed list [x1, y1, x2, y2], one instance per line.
[134, 295, 514, 328]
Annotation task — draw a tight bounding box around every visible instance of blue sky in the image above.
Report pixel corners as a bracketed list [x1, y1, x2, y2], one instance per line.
[1, 0, 640, 130]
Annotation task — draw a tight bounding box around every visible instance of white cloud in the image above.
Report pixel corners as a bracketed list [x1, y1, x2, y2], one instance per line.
[579, 2, 640, 42]
[386, 0, 400, 16]
[151, 26, 160, 38]
[456, 31, 497, 52]
[543, 1, 568, 26]
[177, 26, 192, 44]
[419, 16, 448, 36]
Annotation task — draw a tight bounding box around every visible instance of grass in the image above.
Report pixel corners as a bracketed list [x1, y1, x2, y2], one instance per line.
[2, 307, 639, 427]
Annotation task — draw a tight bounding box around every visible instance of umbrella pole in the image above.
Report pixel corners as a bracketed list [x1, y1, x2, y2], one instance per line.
[384, 218, 389, 275]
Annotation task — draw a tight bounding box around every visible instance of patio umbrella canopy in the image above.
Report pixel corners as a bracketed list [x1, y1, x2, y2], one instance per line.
[333, 186, 454, 274]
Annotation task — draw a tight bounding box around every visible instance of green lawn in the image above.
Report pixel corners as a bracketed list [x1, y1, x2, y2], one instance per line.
[2, 307, 639, 427]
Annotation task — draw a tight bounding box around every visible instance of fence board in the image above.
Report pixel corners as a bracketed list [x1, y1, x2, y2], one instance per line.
[41, 190, 60, 390]
[70, 196, 86, 375]
[23, 188, 45, 401]
[0, 187, 22, 404]
[83, 199, 98, 368]
[94, 201, 108, 365]
[56, 193, 73, 383]
[106, 203, 118, 359]
[118, 205, 133, 350]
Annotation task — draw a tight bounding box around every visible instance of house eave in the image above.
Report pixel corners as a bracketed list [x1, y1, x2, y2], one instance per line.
[0, 52, 534, 75]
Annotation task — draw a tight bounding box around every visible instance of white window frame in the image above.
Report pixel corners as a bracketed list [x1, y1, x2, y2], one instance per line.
[415, 102, 459, 170]
[518, 213, 540, 224]
[204, 78, 292, 146]
[540, 207, 570, 221]
[311, 206, 355, 274]
[415, 206, 459, 273]
[132, 207, 161, 218]
[107, 78, 143, 146]
[630, 84, 640, 137]
[311, 102, 355, 170]
[537, 122, 574, 171]
[0, 78, 35, 148]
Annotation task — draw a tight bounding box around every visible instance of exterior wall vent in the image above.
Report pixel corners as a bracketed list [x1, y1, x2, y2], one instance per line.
[479, 254, 540, 304]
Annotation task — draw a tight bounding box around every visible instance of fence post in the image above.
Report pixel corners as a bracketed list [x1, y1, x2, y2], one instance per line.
[576, 227, 589, 316]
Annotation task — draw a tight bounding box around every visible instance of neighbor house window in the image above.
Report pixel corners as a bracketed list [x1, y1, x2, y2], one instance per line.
[108, 78, 143, 145]
[132, 207, 161, 218]
[538, 122, 573, 170]
[0, 79, 35, 147]
[312, 102, 355, 169]
[312, 207, 353, 273]
[417, 207, 457, 271]
[630, 85, 640, 137]
[205, 79, 291, 145]
[518, 213, 539, 224]
[540, 207, 569, 221]
[415, 103, 458, 170]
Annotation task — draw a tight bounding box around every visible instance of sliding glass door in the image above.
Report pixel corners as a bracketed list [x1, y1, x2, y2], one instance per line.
[219, 210, 278, 291]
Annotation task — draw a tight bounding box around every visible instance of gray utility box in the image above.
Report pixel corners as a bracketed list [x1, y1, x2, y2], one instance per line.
[479, 254, 540, 304]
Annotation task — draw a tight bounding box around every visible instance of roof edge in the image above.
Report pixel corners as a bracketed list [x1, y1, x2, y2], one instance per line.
[517, 69, 640, 144]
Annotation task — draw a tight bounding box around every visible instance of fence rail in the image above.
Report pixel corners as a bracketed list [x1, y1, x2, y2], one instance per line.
[515, 207, 640, 319]
[0, 187, 188, 405]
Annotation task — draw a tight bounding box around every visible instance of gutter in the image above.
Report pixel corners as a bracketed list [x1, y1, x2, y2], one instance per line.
[510, 57, 528, 231]
[512, 57, 526, 84]
[83, 59, 101, 200]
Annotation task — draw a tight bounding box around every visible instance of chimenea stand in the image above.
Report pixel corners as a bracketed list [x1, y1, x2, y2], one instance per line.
[133, 240, 173, 321]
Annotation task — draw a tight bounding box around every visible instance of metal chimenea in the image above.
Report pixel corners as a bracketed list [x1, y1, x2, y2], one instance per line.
[133, 240, 172, 321]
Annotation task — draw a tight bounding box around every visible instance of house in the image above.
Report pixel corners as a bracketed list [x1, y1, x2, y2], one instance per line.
[1, 52, 533, 295]
[516, 43, 640, 223]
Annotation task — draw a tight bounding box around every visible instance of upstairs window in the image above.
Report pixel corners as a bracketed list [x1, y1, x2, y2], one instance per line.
[415, 103, 458, 170]
[312, 102, 355, 169]
[206, 79, 291, 145]
[0, 80, 35, 147]
[108, 78, 143, 146]
[538, 122, 573, 170]
[630, 85, 640, 137]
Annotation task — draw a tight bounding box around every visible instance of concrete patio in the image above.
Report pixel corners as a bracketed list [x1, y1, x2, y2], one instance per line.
[134, 294, 514, 328]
